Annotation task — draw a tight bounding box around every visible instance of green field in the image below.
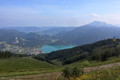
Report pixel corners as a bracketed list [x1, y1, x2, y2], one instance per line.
[67, 56, 120, 68]
[0, 57, 120, 80]
[0, 57, 57, 77]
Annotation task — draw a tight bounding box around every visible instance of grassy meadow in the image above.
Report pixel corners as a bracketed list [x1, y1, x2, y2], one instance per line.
[0, 57, 58, 77]
[0, 56, 120, 80]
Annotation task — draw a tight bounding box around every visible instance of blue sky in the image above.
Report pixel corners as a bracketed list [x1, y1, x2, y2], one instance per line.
[0, 0, 120, 27]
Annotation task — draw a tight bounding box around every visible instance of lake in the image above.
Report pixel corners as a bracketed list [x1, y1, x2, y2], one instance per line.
[40, 45, 76, 53]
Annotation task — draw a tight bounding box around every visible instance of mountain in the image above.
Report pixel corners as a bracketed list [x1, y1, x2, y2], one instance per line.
[37, 39, 120, 65]
[0, 27, 41, 33]
[0, 26, 75, 36]
[53, 21, 120, 45]
[88, 21, 112, 27]
[0, 29, 53, 47]
[0, 29, 71, 48]
[41, 27, 75, 36]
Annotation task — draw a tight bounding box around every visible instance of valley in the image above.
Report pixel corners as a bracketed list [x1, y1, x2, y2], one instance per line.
[0, 38, 120, 80]
[0, 21, 120, 80]
[1, 0, 120, 80]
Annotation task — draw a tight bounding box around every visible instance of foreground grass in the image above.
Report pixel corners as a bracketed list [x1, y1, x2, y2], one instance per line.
[0, 56, 120, 79]
[40, 65, 120, 80]
[75, 66, 120, 80]
[2, 66, 120, 80]
[0, 57, 58, 77]
[68, 56, 120, 68]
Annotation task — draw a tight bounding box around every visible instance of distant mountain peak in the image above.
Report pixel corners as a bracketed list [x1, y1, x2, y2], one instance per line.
[93, 21, 105, 23]
[89, 21, 108, 25]
[87, 21, 112, 27]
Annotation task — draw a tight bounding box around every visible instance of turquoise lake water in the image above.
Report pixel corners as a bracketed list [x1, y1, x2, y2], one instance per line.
[40, 45, 76, 53]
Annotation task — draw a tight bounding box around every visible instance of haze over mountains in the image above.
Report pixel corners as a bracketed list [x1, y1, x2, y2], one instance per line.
[0, 21, 120, 47]
[0, 29, 52, 47]
[1, 0, 120, 79]
[0, 26, 75, 36]
[53, 21, 120, 45]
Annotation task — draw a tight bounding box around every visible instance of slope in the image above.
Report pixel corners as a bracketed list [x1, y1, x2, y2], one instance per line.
[53, 21, 120, 45]
[40, 38, 120, 65]
[0, 57, 55, 77]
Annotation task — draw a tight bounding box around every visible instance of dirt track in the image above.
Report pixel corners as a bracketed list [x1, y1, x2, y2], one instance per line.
[84, 62, 120, 72]
[0, 72, 61, 80]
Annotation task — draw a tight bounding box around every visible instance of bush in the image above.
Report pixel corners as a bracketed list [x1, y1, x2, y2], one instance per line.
[62, 67, 84, 80]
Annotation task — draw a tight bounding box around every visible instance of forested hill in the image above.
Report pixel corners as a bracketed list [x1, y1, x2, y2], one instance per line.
[37, 39, 120, 65]
[0, 29, 51, 47]
[0, 29, 70, 48]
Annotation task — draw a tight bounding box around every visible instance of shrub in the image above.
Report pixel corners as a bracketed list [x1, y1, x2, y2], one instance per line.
[62, 67, 84, 80]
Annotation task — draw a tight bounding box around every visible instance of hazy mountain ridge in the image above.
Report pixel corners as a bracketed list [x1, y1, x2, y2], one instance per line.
[1, 21, 120, 54]
[41, 27, 75, 36]
[0, 29, 71, 48]
[0, 29, 51, 47]
[53, 21, 120, 45]
[0, 26, 75, 36]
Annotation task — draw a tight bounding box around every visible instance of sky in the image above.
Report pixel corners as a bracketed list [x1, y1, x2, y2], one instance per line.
[0, 0, 120, 27]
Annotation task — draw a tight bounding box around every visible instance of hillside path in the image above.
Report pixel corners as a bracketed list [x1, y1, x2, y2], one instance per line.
[84, 62, 120, 72]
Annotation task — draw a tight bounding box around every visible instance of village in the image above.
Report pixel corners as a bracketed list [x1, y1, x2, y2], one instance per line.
[0, 42, 41, 55]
